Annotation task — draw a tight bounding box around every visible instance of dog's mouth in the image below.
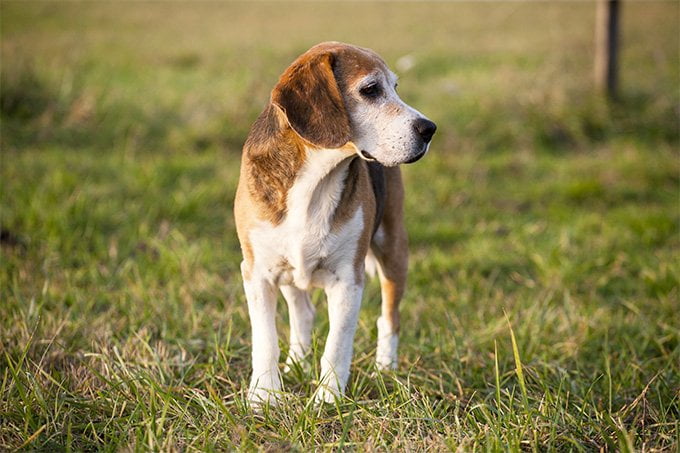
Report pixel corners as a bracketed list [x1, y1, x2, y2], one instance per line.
[403, 149, 426, 164]
[403, 142, 430, 164]
[357, 147, 429, 165]
[357, 149, 376, 162]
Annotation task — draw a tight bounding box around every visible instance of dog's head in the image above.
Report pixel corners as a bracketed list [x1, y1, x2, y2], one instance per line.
[271, 42, 436, 167]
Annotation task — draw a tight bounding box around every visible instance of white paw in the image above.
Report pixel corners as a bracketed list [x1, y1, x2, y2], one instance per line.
[376, 357, 397, 371]
[247, 372, 281, 409]
[376, 317, 399, 370]
[313, 384, 341, 406]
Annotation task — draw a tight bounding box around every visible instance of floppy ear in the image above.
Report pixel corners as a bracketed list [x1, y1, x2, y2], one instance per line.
[272, 52, 351, 149]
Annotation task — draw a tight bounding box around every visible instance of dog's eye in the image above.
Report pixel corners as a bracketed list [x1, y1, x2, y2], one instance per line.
[359, 83, 382, 99]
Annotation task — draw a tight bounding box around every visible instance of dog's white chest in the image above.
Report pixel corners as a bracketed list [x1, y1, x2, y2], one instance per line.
[248, 149, 364, 289]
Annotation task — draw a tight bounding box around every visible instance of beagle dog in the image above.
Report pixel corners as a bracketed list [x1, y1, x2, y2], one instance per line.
[234, 42, 436, 406]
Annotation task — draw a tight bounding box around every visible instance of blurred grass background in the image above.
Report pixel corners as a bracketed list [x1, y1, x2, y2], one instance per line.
[1, 1, 679, 450]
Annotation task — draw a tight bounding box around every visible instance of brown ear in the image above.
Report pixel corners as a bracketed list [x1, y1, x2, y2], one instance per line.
[272, 52, 351, 149]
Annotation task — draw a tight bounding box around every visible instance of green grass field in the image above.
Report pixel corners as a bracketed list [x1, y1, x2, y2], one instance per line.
[1, 1, 679, 450]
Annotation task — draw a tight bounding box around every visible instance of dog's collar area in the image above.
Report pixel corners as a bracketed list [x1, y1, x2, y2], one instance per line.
[357, 149, 376, 162]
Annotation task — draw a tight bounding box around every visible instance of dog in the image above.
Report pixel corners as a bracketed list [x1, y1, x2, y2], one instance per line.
[234, 42, 436, 406]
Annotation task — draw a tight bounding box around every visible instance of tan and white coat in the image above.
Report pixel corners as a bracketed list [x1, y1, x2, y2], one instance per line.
[234, 42, 436, 406]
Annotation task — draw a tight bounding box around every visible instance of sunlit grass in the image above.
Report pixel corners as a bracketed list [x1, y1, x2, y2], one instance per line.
[1, 1, 678, 450]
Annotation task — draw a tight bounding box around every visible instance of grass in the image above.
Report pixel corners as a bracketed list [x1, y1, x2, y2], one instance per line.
[1, 1, 679, 450]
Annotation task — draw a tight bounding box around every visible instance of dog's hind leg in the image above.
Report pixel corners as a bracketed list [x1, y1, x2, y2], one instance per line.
[281, 285, 315, 372]
[371, 167, 408, 370]
[374, 245, 407, 370]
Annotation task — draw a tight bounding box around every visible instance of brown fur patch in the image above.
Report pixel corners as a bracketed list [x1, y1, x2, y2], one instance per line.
[238, 42, 383, 225]
[331, 157, 364, 232]
[242, 104, 306, 224]
[272, 50, 350, 149]
[367, 161, 386, 236]
[380, 279, 402, 332]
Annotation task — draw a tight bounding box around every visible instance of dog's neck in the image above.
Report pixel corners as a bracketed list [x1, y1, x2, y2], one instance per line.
[245, 103, 360, 225]
[286, 147, 355, 229]
[257, 147, 358, 290]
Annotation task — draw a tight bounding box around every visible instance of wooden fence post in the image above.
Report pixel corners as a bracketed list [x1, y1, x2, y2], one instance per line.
[594, 0, 620, 99]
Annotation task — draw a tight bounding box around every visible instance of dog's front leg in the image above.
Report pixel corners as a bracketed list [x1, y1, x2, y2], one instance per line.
[243, 270, 281, 407]
[281, 285, 315, 372]
[315, 277, 363, 404]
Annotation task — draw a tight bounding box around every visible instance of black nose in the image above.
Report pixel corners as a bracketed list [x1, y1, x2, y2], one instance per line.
[414, 118, 437, 143]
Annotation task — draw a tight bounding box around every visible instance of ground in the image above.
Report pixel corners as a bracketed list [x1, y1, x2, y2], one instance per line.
[1, 2, 678, 450]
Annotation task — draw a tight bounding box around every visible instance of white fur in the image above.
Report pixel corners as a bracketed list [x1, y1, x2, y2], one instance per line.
[242, 267, 280, 406]
[349, 70, 433, 167]
[376, 316, 398, 370]
[316, 277, 363, 403]
[243, 147, 366, 406]
[364, 248, 379, 279]
[248, 148, 354, 289]
[281, 285, 314, 372]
